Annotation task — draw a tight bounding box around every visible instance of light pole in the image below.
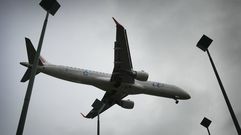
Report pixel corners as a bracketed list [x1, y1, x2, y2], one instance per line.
[197, 35, 241, 135]
[201, 117, 212, 135]
[16, 0, 60, 135]
[97, 103, 105, 135]
[88, 99, 106, 135]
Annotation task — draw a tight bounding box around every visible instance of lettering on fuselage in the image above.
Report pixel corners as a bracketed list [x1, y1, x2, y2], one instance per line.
[152, 82, 164, 88]
[83, 70, 89, 76]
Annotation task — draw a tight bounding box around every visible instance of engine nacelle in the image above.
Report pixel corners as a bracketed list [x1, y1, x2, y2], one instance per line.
[117, 99, 134, 109]
[133, 70, 149, 81]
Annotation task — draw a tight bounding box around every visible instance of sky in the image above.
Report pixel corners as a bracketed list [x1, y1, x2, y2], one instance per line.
[1, 0, 241, 135]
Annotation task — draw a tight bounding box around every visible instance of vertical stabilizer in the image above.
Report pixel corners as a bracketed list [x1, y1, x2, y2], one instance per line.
[25, 38, 45, 65]
[20, 38, 47, 82]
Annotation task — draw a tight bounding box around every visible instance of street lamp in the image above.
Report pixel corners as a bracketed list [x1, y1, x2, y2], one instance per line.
[16, 0, 60, 135]
[201, 117, 212, 135]
[40, 0, 60, 16]
[197, 34, 241, 135]
[90, 99, 106, 135]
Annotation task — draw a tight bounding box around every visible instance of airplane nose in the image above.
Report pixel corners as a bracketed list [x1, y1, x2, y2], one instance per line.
[168, 85, 191, 100]
[181, 89, 191, 99]
[178, 87, 191, 100]
[185, 92, 191, 99]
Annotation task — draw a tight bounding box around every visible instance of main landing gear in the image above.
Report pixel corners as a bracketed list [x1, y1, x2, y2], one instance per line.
[175, 100, 179, 104]
[174, 97, 179, 104]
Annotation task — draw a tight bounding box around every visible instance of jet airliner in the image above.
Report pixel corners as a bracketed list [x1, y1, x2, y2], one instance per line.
[20, 18, 190, 119]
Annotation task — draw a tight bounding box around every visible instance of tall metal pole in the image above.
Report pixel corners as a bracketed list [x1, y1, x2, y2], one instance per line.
[97, 114, 100, 135]
[207, 128, 211, 135]
[97, 104, 105, 135]
[207, 49, 241, 135]
[16, 12, 49, 135]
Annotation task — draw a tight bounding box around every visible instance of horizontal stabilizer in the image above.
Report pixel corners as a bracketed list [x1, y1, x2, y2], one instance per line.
[20, 68, 40, 82]
[21, 68, 32, 82]
[20, 37, 44, 82]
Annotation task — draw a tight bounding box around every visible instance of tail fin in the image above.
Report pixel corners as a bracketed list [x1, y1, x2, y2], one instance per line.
[20, 38, 46, 82]
[25, 38, 46, 65]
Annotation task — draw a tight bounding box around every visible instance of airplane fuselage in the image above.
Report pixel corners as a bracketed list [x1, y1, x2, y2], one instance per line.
[21, 62, 190, 100]
[20, 18, 190, 118]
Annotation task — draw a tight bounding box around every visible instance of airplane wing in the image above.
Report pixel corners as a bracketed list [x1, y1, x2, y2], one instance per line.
[110, 18, 134, 86]
[82, 18, 132, 119]
[82, 91, 127, 119]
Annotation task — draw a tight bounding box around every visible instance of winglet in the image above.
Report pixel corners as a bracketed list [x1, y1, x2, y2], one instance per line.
[112, 17, 123, 27]
[80, 113, 87, 118]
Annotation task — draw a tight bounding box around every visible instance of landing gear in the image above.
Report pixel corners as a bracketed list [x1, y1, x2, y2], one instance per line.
[175, 99, 179, 104]
[174, 96, 179, 104]
[174, 98, 179, 104]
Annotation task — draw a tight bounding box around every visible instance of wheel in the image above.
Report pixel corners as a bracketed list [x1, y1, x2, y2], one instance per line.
[175, 100, 179, 104]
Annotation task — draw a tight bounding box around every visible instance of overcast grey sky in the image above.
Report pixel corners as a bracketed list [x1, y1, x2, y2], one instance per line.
[1, 0, 241, 135]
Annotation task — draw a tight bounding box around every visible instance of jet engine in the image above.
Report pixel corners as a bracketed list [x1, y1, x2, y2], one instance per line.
[132, 70, 149, 81]
[117, 99, 134, 109]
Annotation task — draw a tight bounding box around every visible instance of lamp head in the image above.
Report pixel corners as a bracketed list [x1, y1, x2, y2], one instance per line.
[197, 35, 213, 52]
[39, 0, 60, 16]
[201, 117, 212, 128]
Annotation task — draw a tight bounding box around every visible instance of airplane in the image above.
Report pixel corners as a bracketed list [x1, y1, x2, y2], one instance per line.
[20, 17, 191, 119]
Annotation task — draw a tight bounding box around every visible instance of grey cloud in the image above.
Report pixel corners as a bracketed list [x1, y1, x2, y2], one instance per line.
[1, 0, 241, 135]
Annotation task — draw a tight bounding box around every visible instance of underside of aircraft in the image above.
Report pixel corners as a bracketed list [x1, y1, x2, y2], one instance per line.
[20, 17, 190, 119]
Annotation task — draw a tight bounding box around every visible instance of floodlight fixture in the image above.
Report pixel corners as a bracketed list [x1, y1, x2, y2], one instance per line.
[200, 117, 212, 135]
[196, 34, 213, 52]
[39, 0, 60, 16]
[196, 35, 241, 135]
[201, 117, 212, 128]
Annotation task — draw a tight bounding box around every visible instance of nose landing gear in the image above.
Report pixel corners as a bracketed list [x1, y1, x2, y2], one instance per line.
[174, 96, 179, 104]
